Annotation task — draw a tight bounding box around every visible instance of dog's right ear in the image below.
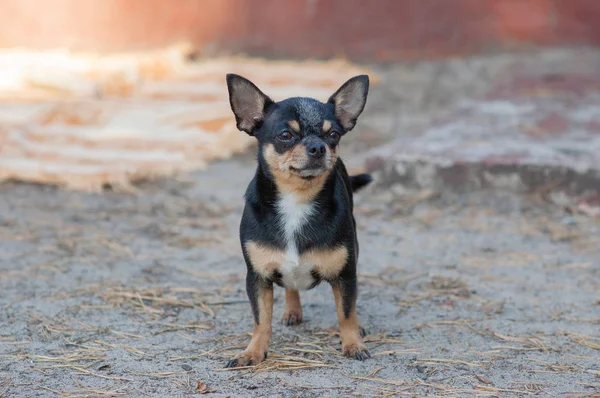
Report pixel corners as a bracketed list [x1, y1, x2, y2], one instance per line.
[226, 74, 273, 135]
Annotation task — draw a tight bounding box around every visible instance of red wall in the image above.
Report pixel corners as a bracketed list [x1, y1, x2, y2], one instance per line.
[1, 0, 599, 60]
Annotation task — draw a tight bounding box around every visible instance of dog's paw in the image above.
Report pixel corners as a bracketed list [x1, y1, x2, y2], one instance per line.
[282, 309, 303, 326]
[225, 350, 267, 368]
[342, 343, 371, 361]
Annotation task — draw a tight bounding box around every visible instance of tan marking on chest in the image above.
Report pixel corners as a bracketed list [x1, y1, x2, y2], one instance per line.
[302, 246, 348, 280]
[245, 241, 285, 279]
[245, 241, 348, 287]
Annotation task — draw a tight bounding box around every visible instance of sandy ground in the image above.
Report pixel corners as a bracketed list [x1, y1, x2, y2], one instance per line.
[1, 48, 600, 397]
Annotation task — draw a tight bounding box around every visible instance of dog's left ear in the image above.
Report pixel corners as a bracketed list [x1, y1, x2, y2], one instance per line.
[226, 74, 273, 135]
[328, 75, 369, 131]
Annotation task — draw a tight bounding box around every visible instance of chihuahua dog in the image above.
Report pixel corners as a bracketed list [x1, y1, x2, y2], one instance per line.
[225, 73, 372, 367]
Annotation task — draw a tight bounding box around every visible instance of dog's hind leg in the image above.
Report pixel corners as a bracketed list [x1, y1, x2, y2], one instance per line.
[282, 289, 303, 326]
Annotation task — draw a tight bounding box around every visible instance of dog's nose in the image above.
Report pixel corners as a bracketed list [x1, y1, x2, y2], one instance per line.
[307, 142, 326, 158]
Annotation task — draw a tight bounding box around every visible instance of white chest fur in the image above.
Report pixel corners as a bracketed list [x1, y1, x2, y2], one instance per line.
[276, 192, 316, 290]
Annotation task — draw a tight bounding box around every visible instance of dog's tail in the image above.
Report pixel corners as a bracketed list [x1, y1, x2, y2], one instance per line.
[350, 173, 373, 193]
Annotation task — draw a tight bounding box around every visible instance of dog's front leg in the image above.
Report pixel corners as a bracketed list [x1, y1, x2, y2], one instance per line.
[331, 275, 370, 360]
[226, 271, 273, 367]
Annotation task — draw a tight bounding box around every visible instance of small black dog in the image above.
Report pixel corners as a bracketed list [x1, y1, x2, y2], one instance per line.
[225, 73, 372, 367]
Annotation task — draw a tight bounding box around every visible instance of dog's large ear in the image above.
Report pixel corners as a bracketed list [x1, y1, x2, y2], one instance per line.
[328, 75, 369, 131]
[226, 74, 273, 135]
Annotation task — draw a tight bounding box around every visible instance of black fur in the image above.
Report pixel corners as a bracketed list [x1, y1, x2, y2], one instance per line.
[226, 74, 372, 365]
[241, 156, 360, 276]
[350, 173, 373, 193]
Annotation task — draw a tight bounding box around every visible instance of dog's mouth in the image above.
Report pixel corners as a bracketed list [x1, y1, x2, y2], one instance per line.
[289, 165, 327, 179]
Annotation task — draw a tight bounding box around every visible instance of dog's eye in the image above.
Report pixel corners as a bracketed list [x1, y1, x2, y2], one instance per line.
[277, 131, 293, 141]
[328, 131, 341, 140]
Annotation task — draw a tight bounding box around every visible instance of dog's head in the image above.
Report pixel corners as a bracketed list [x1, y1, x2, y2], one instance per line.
[226, 74, 369, 182]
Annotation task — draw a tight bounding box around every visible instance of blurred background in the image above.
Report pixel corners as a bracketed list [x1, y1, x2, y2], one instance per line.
[2, 0, 600, 58]
[0, 0, 599, 197]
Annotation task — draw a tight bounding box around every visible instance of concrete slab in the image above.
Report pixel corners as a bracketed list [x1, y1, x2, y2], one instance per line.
[366, 75, 600, 199]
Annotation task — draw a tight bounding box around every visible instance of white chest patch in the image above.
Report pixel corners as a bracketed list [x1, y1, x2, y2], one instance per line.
[276, 193, 316, 290]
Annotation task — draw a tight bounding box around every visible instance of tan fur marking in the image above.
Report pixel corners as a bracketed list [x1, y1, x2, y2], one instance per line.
[330, 145, 339, 168]
[282, 289, 303, 324]
[331, 284, 366, 356]
[322, 120, 332, 133]
[245, 241, 284, 279]
[288, 120, 300, 133]
[289, 143, 309, 168]
[302, 246, 348, 280]
[234, 285, 273, 365]
[263, 144, 332, 203]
